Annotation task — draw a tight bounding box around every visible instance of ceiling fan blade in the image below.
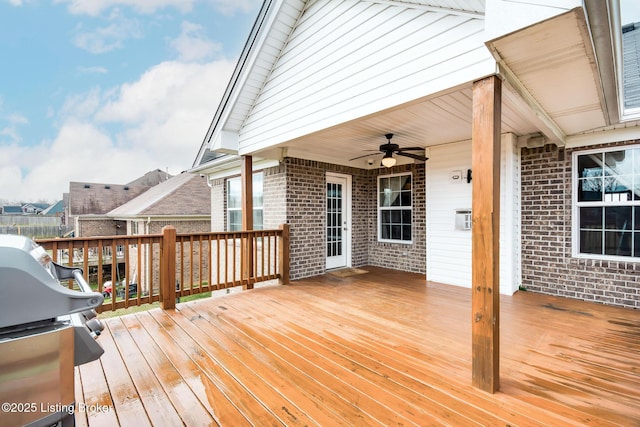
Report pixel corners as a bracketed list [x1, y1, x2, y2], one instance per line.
[396, 147, 425, 151]
[349, 152, 380, 161]
[396, 151, 428, 161]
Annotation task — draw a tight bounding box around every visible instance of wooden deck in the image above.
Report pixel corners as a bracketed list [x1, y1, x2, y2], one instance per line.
[74, 267, 640, 426]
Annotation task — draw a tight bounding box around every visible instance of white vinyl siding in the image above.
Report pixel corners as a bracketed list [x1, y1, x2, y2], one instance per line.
[239, 0, 494, 154]
[426, 135, 520, 294]
[426, 141, 473, 287]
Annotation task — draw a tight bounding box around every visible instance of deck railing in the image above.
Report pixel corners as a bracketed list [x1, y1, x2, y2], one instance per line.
[36, 224, 290, 312]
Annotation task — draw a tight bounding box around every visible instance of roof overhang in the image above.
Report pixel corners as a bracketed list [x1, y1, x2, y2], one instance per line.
[190, 153, 281, 179]
[486, 7, 614, 145]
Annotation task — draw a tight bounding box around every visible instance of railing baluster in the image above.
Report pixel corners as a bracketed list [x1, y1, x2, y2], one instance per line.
[34, 226, 289, 312]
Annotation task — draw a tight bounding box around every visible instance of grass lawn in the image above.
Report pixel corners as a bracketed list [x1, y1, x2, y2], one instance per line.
[98, 291, 212, 318]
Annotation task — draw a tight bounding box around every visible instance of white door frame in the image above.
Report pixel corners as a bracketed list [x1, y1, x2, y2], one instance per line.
[326, 172, 352, 269]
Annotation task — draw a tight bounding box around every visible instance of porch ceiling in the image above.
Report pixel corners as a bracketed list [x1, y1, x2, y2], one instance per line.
[256, 82, 542, 169]
[487, 7, 609, 142]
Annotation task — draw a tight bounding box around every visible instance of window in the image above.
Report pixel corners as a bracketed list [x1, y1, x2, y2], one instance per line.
[574, 146, 640, 259]
[378, 173, 412, 243]
[227, 173, 264, 231]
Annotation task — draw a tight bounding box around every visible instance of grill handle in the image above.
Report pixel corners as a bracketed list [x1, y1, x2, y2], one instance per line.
[72, 269, 93, 294]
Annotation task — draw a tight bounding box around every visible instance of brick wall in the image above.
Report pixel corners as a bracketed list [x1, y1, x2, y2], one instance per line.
[521, 142, 640, 308]
[283, 158, 426, 279]
[77, 218, 125, 237]
[284, 158, 327, 279]
[263, 164, 287, 229]
[367, 163, 426, 274]
[209, 158, 427, 281]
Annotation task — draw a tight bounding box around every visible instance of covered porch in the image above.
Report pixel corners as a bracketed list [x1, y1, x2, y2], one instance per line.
[75, 267, 640, 426]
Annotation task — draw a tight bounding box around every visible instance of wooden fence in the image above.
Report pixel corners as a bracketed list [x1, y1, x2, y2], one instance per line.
[36, 225, 290, 312]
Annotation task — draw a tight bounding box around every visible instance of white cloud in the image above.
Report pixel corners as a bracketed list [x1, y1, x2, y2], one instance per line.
[55, 0, 259, 16]
[55, 0, 195, 16]
[5, 0, 24, 6]
[77, 66, 109, 74]
[0, 58, 235, 201]
[206, 0, 258, 16]
[0, 113, 28, 144]
[170, 21, 222, 62]
[73, 12, 142, 54]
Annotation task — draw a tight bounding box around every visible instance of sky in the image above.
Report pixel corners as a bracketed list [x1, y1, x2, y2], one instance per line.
[0, 0, 261, 203]
[2, 1, 640, 204]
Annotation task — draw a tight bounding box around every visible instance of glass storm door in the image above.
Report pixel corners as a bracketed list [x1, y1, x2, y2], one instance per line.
[326, 174, 350, 269]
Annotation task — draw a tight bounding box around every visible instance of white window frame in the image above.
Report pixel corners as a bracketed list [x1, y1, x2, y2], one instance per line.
[572, 144, 640, 261]
[226, 172, 264, 232]
[377, 172, 413, 244]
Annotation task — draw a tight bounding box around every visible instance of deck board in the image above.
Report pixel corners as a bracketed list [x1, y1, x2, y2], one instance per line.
[77, 267, 640, 426]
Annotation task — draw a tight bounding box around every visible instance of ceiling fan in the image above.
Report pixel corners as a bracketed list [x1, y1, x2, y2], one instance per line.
[349, 133, 428, 167]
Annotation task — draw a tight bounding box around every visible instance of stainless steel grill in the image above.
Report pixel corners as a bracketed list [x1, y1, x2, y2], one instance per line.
[0, 235, 105, 427]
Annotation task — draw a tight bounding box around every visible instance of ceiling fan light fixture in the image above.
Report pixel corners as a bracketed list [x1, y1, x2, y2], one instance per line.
[381, 152, 396, 167]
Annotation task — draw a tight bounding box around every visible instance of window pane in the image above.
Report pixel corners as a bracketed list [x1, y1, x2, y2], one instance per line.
[605, 231, 632, 256]
[580, 207, 602, 229]
[253, 173, 263, 207]
[578, 178, 603, 201]
[381, 224, 390, 239]
[391, 176, 402, 191]
[578, 153, 603, 177]
[604, 177, 632, 202]
[402, 210, 411, 223]
[227, 178, 241, 208]
[391, 225, 401, 240]
[636, 206, 640, 230]
[635, 233, 640, 257]
[380, 188, 392, 207]
[402, 225, 411, 241]
[391, 210, 401, 223]
[400, 191, 411, 206]
[580, 230, 602, 254]
[401, 175, 411, 190]
[253, 209, 263, 230]
[604, 150, 631, 175]
[390, 191, 401, 206]
[381, 211, 390, 223]
[605, 206, 632, 230]
[228, 210, 241, 231]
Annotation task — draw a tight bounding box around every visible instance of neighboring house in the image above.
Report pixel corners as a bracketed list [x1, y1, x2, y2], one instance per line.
[193, 0, 640, 309]
[1, 206, 24, 215]
[107, 172, 212, 293]
[68, 169, 172, 237]
[107, 172, 211, 235]
[41, 200, 64, 217]
[1, 203, 48, 215]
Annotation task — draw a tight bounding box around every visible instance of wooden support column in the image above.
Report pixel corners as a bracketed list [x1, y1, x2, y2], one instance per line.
[161, 225, 176, 310]
[471, 75, 501, 393]
[241, 155, 254, 287]
[278, 223, 290, 285]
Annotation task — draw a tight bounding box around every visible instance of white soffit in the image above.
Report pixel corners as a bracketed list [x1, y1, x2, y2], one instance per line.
[487, 8, 607, 137]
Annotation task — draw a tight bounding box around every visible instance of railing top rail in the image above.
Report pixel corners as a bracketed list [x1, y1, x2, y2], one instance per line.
[35, 228, 284, 245]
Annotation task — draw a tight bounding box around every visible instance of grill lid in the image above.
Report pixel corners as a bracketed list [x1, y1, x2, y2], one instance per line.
[0, 235, 103, 329]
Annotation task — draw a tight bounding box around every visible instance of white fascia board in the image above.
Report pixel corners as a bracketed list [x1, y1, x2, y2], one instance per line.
[484, 0, 582, 41]
[211, 130, 239, 154]
[203, 157, 281, 181]
[566, 126, 640, 149]
[196, 0, 286, 167]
